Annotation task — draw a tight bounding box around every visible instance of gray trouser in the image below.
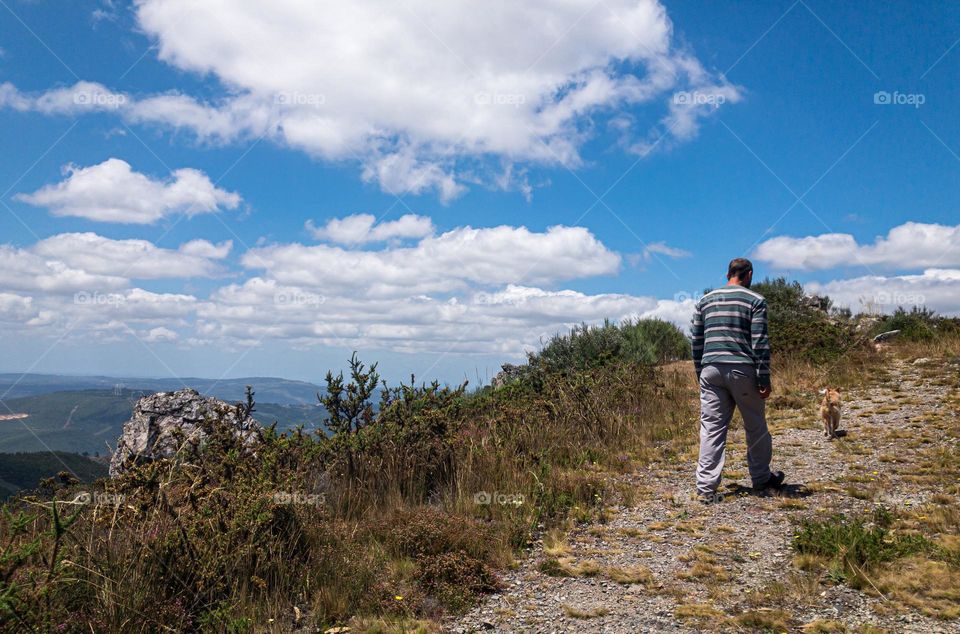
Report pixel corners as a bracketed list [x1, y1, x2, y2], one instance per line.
[696, 363, 772, 495]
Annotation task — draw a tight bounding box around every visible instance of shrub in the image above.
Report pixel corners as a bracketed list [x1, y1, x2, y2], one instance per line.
[526, 318, 690, 376]
[873, 306, 938, 342]
[752, 277, 864, 364]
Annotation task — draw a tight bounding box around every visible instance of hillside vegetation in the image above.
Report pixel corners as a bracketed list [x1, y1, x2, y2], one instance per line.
[1, 286, 958, 633]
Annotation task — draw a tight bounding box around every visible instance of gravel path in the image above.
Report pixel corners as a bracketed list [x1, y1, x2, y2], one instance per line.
[448, 356, 960, 633]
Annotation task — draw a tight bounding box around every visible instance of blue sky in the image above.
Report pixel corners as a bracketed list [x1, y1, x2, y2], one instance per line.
[0, 0, 958, 385]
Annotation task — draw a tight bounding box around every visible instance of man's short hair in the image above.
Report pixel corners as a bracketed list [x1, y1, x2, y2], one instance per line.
[727, 257, 753, 280]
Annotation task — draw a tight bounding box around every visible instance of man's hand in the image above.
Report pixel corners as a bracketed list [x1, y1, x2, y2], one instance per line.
[758, 385, 772, 399]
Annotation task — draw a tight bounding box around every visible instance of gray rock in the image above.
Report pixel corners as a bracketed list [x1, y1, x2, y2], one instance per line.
[109, 388, 261, 477]
[872, 329, 900, 343]
[491, 363, 526, 388]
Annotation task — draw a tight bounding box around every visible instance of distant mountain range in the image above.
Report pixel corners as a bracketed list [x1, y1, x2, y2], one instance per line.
[0, 374, 331, 497]
[0, 373, 325, 405]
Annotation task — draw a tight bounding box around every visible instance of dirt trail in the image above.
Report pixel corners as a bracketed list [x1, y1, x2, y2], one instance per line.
[449, 356, 960, 633]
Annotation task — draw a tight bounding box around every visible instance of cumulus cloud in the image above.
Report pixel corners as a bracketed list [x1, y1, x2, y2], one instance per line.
[200, 279, 691, 356]
[0, 233, 230, 298]
[244, 224, 622, 297]
[306, 213, 435, 245]
[807, 269, 960, 315]
[32, 233, 230, 279]
[1, 0, 740, 199]
[16, 158, 241, 224]
[754, 221, 960, 271]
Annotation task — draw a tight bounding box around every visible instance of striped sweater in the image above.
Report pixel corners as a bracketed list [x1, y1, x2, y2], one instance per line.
[690, 285, 771, 388]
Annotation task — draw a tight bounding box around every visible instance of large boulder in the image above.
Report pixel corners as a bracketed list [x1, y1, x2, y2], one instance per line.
[109, 388, 261, 477]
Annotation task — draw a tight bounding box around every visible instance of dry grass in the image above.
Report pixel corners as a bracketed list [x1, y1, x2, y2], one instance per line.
[561, 604, 609, 619]
[673, 603, 727, 628]
[734, 609, 792, 631]
[875, 558, 960, 619]
[677, 561, 731, 582]
[539, 557, 602, 578]
[605, 565, 653, 585]
[542, 528, 571, 557]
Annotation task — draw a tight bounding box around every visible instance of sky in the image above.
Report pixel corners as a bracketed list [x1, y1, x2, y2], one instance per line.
[0, 0, 958, 386]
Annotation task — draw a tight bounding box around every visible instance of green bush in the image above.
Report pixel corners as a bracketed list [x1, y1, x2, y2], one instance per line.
[873, 306, 938, 342]
[792, 509, 936, 587]
[751, 277, 862, 364]
[526, 318, 690, 376]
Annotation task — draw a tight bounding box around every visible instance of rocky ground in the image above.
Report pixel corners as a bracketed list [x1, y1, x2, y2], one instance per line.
[449, 355, 960, 633]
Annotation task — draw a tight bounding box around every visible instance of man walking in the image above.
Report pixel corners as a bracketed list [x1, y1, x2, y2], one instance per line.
[690, 258, 785, 503]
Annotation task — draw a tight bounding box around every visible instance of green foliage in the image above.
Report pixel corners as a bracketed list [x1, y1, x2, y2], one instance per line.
[526, 318, 690, 377]
[320, 352, 380, 436]
[751, 277, 861, 364]
[872, 306, 950, 342]
[792, 509, 937, 587]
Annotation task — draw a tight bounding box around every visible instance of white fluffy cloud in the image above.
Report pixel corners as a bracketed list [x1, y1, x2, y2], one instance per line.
[200, 279, 690, 355]
[32, 233, 231, 279]
[16, 158, 241, 224]
[807, 269, 960, 315]
[244, 224, 622, 297]
[754, 221, 960, 271]
[1, 0, 740, 199]
[306, 213, 435, 245]
[0, 233, 229, 297]
[0, 218, 700, 357]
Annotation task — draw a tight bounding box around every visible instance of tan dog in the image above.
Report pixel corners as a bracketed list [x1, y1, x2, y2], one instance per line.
[819, 388, 842, 439]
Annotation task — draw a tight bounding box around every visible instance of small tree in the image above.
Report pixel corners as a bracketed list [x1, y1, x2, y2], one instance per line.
[319, 353, 380, 436]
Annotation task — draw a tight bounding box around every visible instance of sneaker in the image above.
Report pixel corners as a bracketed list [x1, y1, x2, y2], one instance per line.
[755, 470, 786, 491]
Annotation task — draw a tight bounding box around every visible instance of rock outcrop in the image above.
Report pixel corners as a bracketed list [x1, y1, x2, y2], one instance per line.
[491, 363, 525, 388]
[109, 388, 261, 477]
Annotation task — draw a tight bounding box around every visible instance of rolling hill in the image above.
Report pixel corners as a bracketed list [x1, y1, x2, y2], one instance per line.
[0, 373, 324, 404]
[0, 388, 328, 455]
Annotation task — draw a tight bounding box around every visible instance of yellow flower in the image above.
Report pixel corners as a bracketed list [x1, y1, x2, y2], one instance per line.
[395, 595, 404, 601]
